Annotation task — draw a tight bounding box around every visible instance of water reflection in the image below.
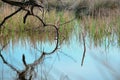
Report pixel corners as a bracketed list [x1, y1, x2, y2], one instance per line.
[0, 28, 120, 80]
[0, 16, 120, 79]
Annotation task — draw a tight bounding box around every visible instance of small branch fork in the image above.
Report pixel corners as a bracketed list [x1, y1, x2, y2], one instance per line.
[0, 0, 44, 28]
[18, 24, 59, 80]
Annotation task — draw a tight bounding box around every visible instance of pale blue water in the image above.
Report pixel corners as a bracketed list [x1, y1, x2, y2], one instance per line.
[0, 33, 120, 80]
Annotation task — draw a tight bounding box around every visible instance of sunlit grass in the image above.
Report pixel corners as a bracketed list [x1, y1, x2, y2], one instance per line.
[76, 9, 120, 46]
[0, 4, 120, 47]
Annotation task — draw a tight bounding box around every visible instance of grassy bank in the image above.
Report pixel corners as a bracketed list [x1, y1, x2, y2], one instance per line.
[0, 5, 74, 31]
[0, 6, 74, 45]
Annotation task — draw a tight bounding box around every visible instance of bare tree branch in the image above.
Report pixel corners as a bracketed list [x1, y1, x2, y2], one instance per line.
[0, 8, 22, 28]
[1, 0, 43, 8]
[0, 0, 44, 28]
[0, 0, 76, 79]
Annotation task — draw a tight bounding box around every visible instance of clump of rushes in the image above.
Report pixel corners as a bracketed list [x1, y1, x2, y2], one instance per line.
[77, 10, 120, 46]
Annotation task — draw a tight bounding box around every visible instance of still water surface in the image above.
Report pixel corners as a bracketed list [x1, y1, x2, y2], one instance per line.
[0, 25, 120, 80]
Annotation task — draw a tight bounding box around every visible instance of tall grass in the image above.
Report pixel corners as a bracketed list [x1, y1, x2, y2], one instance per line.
[0, 6, 75, 46]
[76, 9, 120, 46]
[0, 1, 120, 47]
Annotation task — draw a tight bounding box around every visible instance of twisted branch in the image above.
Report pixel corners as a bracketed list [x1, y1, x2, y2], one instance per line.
[0, 0, 44, 28]
[0, 0, 75, 79]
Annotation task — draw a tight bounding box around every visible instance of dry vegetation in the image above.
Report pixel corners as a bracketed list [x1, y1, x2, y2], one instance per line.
[0, 0, 120, 46]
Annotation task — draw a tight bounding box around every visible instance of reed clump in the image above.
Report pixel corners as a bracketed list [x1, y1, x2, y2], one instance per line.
[77, 10, 120, 46]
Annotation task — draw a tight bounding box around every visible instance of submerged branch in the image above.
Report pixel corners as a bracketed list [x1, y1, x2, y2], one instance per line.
[17, 18, 60, 79]
[22, 54, 27, 67]
[81, 33, 86, 66]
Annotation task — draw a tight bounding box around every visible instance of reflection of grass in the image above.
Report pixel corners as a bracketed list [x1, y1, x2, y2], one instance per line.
[0, 26, 73, 47]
